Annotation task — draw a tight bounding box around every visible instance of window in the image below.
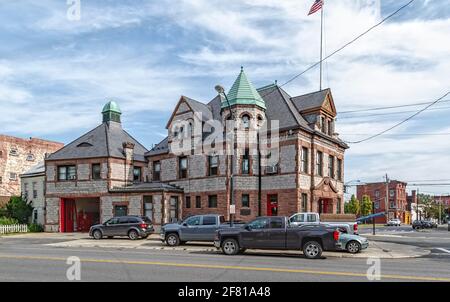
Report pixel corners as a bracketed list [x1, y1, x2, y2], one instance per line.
[328, 155, 335, 178]
[133, 166, 141, 182]
[242, 194, 250, 208]
[9, 173, 17, 181]
[208, 195, 217, 208]
[337, 158, 342, 181]
[0, 150, 2, 158]
[390, 201, 396, 209]
[0, 176, 3, 183]
[143, 196, 153, 220]
[389, 189, 395, 197]
[301, 193, 308, 211]
[247, 218, 269, 229]
[185, 196, 191, 209]
[337, 198, 341, 214]
[185, 216, 201, 226]
[202, 216, 216, 226]
[301, 147, 309, 173]
[328, 120, 333, 136]
[321, 117, 326, 133]
[92, 164, 101, 180]
[195, 196, 201, 208]
[58, 166, 76, 181]
[26, 153, 35, 161]
[269, 218, 283, 229]
[242, 149, 250, 174]
[114, 205, 128, 217]
[170, 196, 179, 220]
[32, 182, 37, 199]
[242, 114, 250, 129]
[209, 155, 218, 176]
[307, 214, 317, 222]
[179, 157, 188, 179]
[316, 151, 323, 176]
[375, 190, 380, 198]
[375, 201, 380, 209]
[23, 183, 28, 199]
[290, 214, 305, 223]
[153, 161, 161, 181]
[9, 148, 18, 156]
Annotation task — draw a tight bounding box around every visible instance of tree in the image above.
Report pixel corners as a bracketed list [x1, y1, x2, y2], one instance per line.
[360, 195, 373, 217]
[4, 196, 33, 224]
[345, 195, 360, 215]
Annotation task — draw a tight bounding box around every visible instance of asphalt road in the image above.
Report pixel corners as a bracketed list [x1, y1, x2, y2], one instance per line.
[0, 234, 449, 282]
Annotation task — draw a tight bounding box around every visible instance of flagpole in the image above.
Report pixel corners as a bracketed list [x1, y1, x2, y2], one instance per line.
[319, 3, 323, 91]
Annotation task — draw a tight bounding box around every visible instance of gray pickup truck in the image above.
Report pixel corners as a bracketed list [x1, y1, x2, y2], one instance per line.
[160, 214, 244, 246]
[214, 216, 341, 259]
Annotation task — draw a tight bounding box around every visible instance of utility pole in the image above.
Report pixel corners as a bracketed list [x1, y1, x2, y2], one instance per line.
[372, 200, 376, 235]
[385, 173, 389, 223]
[417, 188, 420, 221]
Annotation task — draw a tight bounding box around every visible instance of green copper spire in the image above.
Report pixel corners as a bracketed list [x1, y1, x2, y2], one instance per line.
[222, 67, 266, 110]
[102, 100, 122, 123]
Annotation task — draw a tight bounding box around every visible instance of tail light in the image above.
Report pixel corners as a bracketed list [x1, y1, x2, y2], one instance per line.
[353, 224, 358, 232]
[333, 230, 340, 241]
[140, 223, 148, 229]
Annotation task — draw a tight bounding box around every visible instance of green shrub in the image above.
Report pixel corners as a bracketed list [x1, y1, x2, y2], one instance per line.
[28, 223, 44, 232]
[5, 196, 32, 224]
[0, 217, 19, 225]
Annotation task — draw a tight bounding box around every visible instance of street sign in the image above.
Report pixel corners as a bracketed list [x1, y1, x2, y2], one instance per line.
[230, 204, 236, 215]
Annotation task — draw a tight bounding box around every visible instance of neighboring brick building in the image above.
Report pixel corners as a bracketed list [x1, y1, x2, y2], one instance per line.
[0, 135, 63, 206]
[356, 180, 408, 223]
[44, 68, 348, 232]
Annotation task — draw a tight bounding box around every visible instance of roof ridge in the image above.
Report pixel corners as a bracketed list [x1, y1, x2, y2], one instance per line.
[292, 88, 330, 100]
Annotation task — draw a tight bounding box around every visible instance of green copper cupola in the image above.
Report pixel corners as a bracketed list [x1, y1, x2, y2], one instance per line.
[102, 100, 122, 123]
[222, 67, 266, 110]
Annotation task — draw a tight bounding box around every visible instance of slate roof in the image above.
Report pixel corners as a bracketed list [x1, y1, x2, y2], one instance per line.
[146, 84, 346, 157]
[109, 182, 183, 193]
[21, 162, 45, 177]
[291, 88, 330, 112]
[47, 121, 148, 162]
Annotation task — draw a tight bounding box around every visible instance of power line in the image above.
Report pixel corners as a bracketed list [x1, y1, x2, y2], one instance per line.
[340, 133, 450, 137]
[337, 105, 450, 120]
[344, 91, 450, 144]
[258, 0, 416, 99]
[339, 99, 450, 114]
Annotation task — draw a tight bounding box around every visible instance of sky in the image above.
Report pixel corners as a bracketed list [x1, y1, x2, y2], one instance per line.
[0, 0, 449, 196]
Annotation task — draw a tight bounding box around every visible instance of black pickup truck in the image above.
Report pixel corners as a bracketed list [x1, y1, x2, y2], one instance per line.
[214, 216, 340, 259]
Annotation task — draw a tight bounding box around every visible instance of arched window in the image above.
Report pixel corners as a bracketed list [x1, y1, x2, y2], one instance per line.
[242, 114, 250, 129]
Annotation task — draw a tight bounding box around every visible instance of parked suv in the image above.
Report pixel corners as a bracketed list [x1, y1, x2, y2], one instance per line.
[89, 216, 154, 240]
[412, 220, 428, 230]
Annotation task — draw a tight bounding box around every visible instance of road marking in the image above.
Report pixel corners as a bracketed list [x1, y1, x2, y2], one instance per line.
[0, 254, 449, 282]
[436, 248, 450, 254]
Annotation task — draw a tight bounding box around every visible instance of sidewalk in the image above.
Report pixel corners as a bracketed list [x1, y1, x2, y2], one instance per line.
[34, 233, 430, 259]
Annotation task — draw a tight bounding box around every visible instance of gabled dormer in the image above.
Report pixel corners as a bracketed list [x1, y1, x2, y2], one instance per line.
[291, 88, 337, 136]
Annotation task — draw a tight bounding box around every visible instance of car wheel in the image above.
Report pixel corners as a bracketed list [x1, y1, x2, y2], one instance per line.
[92, 230, 103, 240]
[303, 241, 323, 259]
[166, 233, 180, 246]
[346, 240, 362, 254]
[128, 229, 139, 240]
[222, 238, 239, 255]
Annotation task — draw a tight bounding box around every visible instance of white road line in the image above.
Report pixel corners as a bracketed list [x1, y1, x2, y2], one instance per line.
[436, 248, 450, 254]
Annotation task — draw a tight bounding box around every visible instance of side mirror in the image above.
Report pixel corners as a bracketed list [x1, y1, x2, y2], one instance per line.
[245, 225, 252, 231]
[182, 222, 188, 227]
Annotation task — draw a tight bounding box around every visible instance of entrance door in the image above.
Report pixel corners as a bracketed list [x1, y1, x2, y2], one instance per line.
[267, 194, 278, 216]
[60, 199, 76, 233]
[319, 199, 332, 214]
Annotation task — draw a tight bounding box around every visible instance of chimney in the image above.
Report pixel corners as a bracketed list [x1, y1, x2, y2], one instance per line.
[122, 142, 135, 186]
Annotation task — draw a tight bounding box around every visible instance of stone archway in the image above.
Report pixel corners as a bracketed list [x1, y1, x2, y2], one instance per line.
[312, 177, 340, 214]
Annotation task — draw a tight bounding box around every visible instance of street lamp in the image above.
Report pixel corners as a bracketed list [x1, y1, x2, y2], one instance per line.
[215, 85, 235, 227]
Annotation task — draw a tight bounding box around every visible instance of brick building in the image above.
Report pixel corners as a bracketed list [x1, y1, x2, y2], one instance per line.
[356, 180, 408, 223]
[45, 68, 348, 232]
[0, 135, 63, 206]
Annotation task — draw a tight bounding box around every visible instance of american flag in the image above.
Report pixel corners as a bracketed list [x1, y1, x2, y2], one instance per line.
[308, 0, 323, 15]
